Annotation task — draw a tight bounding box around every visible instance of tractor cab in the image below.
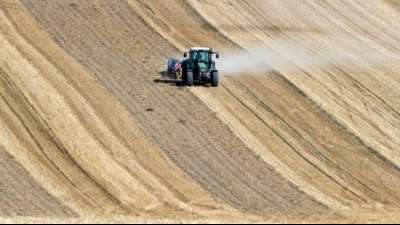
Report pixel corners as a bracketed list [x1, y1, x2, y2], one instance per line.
[187, 47, 213, 61]
[185, 47, 219, 61]
[182, 47, 220, 86]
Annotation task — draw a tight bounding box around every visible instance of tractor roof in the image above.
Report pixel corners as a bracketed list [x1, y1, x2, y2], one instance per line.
[190, 47, 211, 51]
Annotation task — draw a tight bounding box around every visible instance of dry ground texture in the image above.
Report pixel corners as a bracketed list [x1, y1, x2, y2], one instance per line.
[0, 0, 400, 223]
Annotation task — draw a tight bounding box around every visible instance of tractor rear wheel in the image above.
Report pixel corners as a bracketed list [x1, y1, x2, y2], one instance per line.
[211, 70, 219, 87]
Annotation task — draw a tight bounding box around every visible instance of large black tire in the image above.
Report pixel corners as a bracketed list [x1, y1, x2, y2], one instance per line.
[211, 70, 219, 87]
[186, 70, 194, 86]
[182, 70, 187, 84]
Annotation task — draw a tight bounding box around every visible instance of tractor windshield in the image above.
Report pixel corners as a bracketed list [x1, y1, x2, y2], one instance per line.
[191, 51, 210, 61]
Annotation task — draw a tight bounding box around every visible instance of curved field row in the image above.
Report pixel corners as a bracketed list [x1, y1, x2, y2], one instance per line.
[0, 0, 246, 220]
[0, 0, 399, 222]
[20, 0, 324, 214]
[128, 0, 400, 211]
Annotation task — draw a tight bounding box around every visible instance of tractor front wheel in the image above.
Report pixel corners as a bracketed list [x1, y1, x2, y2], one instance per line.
[186, 70, 194, 86]
[211, 70, 219, 87]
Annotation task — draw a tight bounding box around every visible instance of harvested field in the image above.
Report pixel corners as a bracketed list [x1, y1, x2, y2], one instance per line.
[0, 0, 400, 223]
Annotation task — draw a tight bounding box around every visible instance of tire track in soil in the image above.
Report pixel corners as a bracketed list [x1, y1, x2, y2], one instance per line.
[21, 0, 325, 213]
[1, 4, 248, 219]
[0, 145, 75, 217]
[180, 0, 400, 208]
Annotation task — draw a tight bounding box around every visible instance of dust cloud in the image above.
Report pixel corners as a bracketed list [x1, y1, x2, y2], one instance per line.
[217, 37, 400, 75]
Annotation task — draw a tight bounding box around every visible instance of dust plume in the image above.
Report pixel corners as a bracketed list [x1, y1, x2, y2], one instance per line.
[217, 37, 400, 75]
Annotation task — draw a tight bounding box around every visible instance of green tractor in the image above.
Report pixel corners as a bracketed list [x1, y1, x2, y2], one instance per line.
[182, 47, 220, 87]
